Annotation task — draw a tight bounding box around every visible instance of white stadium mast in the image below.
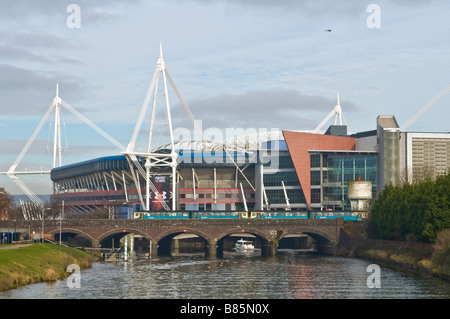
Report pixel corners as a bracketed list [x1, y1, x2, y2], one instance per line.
[313, 93, 346, 133]
[123, 44, 203, 211]
[53, 84, 63, 168]
[1, 84, 126, 208]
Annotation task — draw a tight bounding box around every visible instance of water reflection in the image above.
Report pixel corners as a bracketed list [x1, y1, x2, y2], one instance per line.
[1, 250, 449, 299]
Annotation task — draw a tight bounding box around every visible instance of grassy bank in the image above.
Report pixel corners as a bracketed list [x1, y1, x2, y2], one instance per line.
[351, 229, 450, 280]
[0, 243, 99, 291]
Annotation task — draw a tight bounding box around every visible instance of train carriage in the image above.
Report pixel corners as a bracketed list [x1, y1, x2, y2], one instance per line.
[259, 211, 309, 219]
[194, 211, 240, 219]
[311, 211, 359, 221]
[134, 211, 191, 219]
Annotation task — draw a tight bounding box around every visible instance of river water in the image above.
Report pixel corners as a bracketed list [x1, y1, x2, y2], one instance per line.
[1, 249, 449, 299]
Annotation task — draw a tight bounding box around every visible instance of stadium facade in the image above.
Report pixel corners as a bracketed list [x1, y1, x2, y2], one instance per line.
[50, 115, 450, 217]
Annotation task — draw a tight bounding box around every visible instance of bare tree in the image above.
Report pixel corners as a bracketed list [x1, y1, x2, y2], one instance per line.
[412, 165, 435, 183]
[395, 167, 413, 185]
[395, 165, 436, 185]
[0, 188, 10, 220]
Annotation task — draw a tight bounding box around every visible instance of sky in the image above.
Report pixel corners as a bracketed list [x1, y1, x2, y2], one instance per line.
[0, 0, 449, 195]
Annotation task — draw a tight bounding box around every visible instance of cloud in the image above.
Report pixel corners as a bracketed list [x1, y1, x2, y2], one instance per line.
[191, 0, 366, 16]
[170, 89, 359, 134]
[0, 44, 50, 63]
[0, 30, 67, 49]
[0, 0, 142, 22]
[0, 135, 120, 172]
[0, 64, 84, 117]
[193, 0, 435, 12]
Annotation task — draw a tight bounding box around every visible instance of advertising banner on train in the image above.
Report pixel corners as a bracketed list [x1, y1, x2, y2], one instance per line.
[151, 175, 171, 211]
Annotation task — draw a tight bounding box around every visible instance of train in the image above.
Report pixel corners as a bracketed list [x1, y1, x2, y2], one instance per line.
[133, 210, 367, 221]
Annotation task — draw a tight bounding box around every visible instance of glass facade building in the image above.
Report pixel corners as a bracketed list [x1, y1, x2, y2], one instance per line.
[310, 151, 377, 210]
[260, 142, 306, 210]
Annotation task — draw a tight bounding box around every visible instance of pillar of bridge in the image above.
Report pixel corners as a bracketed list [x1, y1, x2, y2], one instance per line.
[149, 240, 158, 257]
[206, 241, 217, 258]
[316, 241, 338, 255]
[261, 240, 277, 257]
[92, 240, 100, 248]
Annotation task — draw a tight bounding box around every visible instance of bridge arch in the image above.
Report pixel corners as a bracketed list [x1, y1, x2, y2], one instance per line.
[281, 228, 335, 243]
[280, 228, 337, 254]
[215, 228, 273, 243]
[215, 228, 272, 243]
[48, 228, 96, 247]
[215, 228, 275, 256]
[155, 228, 213, 257]
[155, 228, 212, 243]
[97, 228, 153, 249]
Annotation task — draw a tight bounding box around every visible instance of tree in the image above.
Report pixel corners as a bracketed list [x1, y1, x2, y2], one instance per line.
[370, 171, 450, 243]
[0, 188, 10, 220]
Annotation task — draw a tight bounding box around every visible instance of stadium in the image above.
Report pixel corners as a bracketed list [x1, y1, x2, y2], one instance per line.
[49, 115, 450, 218]
[6, 47, 450, 219]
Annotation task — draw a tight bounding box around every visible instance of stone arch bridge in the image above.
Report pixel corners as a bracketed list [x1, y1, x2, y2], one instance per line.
[6, 218, 355, 257]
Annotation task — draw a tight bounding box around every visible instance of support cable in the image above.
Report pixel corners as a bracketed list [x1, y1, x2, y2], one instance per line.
[400, 85, 450, 131]
[61, 100, 126, 152]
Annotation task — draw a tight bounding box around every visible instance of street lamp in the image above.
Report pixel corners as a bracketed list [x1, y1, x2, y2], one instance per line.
[41, 207, 51, 243]
[59, 200, 64, 245]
